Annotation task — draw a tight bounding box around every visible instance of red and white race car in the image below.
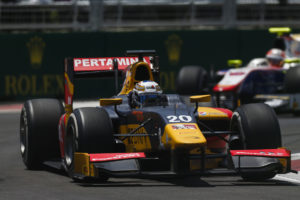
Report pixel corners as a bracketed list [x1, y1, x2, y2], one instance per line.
[177, 27, 300, 113]
[212, 58, 285, 109]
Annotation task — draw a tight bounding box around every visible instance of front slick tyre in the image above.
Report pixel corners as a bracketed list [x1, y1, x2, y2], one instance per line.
[64, 107, 114, 182]
[230, 103, 282, 181]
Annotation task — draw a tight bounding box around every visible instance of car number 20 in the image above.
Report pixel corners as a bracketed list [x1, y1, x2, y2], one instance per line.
[166, 115, 192, 123]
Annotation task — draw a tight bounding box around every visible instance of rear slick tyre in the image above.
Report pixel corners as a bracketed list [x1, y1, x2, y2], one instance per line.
[20, 99, 64, 169]
[285, 66, 300, 93]
[176, 66, 207, 95]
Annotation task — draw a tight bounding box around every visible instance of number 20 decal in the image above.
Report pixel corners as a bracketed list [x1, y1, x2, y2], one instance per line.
[166, 115, 192, 123]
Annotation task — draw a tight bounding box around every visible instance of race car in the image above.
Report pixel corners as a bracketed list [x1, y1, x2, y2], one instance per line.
[212, 58, 286, 109]
[177, 27, 300, 112]
[20, 50, 293, 183]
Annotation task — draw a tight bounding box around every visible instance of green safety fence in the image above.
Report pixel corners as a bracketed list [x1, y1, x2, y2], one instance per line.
[0, 29, 281, 101]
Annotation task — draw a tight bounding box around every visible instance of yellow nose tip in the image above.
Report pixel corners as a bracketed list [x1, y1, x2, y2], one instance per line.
[162, 123, 207, 149]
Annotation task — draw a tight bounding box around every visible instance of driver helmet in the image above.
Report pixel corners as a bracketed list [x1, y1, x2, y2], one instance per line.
[266, 48, 285, 67]
[132, 81, 162, 107]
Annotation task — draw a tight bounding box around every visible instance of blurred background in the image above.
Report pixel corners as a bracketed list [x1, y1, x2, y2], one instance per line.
[0, 0, 299, 100]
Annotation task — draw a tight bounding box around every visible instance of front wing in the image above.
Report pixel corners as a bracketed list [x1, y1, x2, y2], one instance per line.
[72, 149, 292, 179]
[229, 149, 291, 175]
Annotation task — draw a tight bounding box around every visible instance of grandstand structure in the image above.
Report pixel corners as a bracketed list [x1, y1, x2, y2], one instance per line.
[0, 0, 300, 31]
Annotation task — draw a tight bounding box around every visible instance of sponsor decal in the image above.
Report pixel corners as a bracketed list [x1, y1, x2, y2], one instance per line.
[90, 152, 145, 162]
[199, 112, 207, 116]
[172, 124, 197, 130]
[210, 112, 227, 115]
[213, 108, 233, 118]
[213, 85, 238, 92]
[166, 115, 192, 122]
[229, 72, 245, 76]
[230, 149, 290, 157]
[132, 111, 144, 122]
[4, 74, 63, 96]
[27, 36, 45, 69]
[165, 34, 182, 66]
[198, 110, 229, 117]
[73, 57, 152, 71]
[126, 126, 148, 145]
[189, 136, 200, 139]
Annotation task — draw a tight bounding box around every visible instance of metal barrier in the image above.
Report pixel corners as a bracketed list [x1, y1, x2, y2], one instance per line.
[1, 0, 300, 31]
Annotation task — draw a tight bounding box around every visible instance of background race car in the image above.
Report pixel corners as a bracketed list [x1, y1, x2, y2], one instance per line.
[177, 27, 300, 113]
[20, 50, 293, 183]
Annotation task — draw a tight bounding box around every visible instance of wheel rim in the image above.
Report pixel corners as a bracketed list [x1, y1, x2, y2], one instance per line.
[20, 109, 27, 157]
[65, 124, 75, 167]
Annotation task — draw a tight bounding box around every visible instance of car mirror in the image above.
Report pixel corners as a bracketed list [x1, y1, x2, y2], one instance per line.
[100, 98, 123, 106]
[269, 27, 291, 36]
[227, 59, 242, 68]
[190, 95, 211, 113]
[284, 58, 300, 64]
[190, 95, 211, 103]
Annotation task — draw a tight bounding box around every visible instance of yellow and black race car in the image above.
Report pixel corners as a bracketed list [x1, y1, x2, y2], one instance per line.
[20, 50, 293, 182]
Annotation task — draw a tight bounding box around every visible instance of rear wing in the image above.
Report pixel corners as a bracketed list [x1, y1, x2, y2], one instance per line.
[269, 27, 292, 51]
[64, 50, 159, 113]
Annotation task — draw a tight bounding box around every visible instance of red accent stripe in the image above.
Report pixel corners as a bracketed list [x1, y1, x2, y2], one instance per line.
[89, 152, 145, 162]
[292, 160, 300, 171]
[0, 104, 22, 110]
[230, 149, 291, 158]
[213, 108, 233, 118]
[213, 84, 239, 92]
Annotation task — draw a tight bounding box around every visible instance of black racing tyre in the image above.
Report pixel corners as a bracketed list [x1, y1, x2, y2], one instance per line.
[230, 103, 281, 150]
[64, 107, 114, 181]
[230, 103, 282, 180]
[176, 66, 208, 95]
[20, 99, 64, 169]
[285, 66, 300, 93]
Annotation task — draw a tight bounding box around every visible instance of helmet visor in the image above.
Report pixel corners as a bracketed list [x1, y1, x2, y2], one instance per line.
[139, 94, 158, 105]
[268, 58, 283, 66]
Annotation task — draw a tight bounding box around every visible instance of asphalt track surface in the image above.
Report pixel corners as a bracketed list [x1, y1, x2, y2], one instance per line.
[0, 110, 300, 200]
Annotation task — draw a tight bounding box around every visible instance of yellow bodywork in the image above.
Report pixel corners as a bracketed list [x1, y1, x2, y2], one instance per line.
[119, 123, 207, 152]
[74, 153, 97, 177]
[190, 95, 211, 103]
[197, 107, 229, 120]
[162, 123, 207, 150]
[100, 98, 123, 106]
[119, 124, 152, 152]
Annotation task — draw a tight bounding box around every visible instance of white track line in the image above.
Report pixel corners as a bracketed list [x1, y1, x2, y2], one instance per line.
[272, 153, 300, 184]
[274, 174, 300, 185]
[0, 101, 100, 114]
[0, 109, 21, 113]
[291, 153, 300, 160]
